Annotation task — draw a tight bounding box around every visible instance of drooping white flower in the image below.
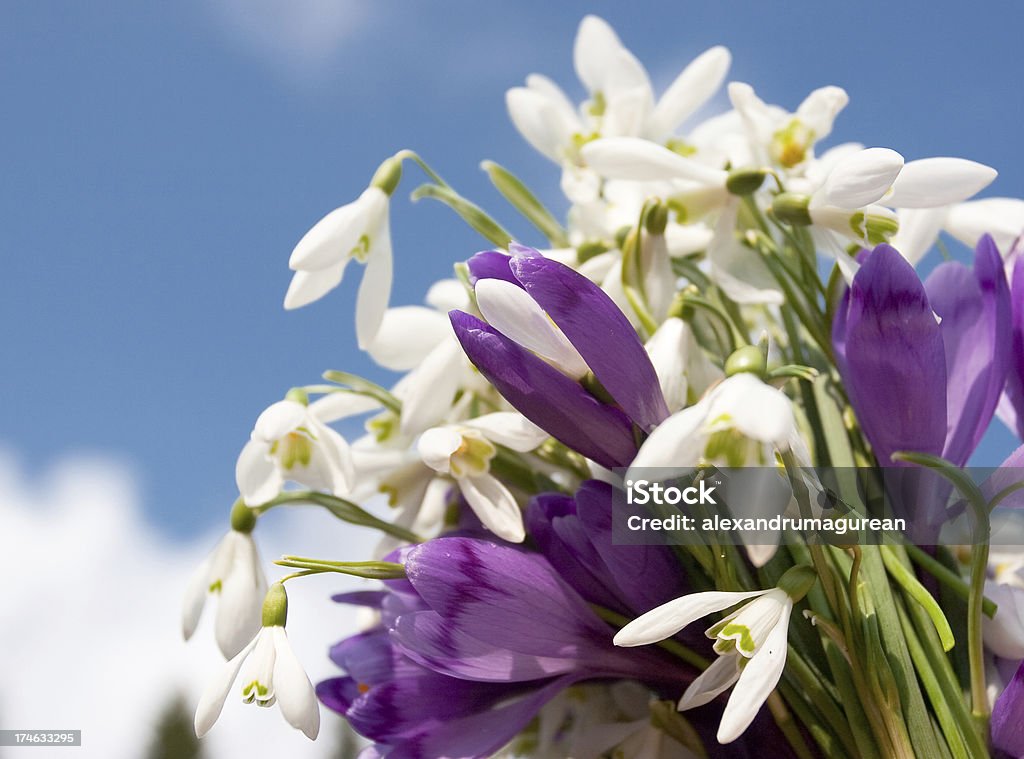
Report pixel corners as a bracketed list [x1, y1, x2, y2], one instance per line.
[195, 584, 319, 740]
[628, 372, 805, 478]
[417, 412, 548, 542]
[644, 317, 722, 413]
[615, 567, 815, 744]
[182, 511, 267, 659]
[284, 157, 401, 349]
[506, 15, 730, 203]
[235, 395, 355, 506]
[892, 197, 1024, 265]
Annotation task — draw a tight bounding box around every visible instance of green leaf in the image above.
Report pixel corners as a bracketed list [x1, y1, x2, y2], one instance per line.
[410, 182, 512, 247]
[480, 161, 568, 246]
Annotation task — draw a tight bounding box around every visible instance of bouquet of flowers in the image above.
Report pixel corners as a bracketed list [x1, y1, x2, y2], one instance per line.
[181, 16, 1024, 759]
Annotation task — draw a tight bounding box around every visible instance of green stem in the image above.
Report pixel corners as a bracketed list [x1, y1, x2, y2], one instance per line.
[880, 545, 955, 651]
[902, 542, 997, 617]
[253, 490, 423, 543]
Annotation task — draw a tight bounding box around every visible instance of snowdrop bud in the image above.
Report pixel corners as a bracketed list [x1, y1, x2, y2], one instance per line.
[770, 192, 812, 226]
[229, 498, 257, 534]
[261, 583, 289, 628]
[725, 345, 767, 379]
[726, 167, 767, 196]
[370, 155, 403, 196]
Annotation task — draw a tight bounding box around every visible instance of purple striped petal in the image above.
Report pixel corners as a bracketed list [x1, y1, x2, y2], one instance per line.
[510, 255, 670, 431]
[450, 310, 638, 468]
[993, 660, 1024, 757]
[925, 234, 1011, 466]
[833, 244, 947, 465]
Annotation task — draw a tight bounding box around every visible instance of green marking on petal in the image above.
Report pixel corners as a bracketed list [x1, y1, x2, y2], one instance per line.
[351, 234, 372, 263]
[719, 622, 757, 654]
[771, 118, 815, 168]
[208, 580, 222, 594]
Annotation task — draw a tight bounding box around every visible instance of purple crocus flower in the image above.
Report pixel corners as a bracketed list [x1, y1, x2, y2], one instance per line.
[317, 536, 696, 758]
[993, 659, 1024, 758]
[833, 236, 1010, 468]
[452, 244, 669, 469]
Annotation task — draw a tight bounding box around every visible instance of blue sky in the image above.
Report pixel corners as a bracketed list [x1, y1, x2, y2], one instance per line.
[3, 1, 1022, 538]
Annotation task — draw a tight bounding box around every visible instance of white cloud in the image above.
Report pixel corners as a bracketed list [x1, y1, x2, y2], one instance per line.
[205, 0, 371, 78]
[0, 448, 372, 758]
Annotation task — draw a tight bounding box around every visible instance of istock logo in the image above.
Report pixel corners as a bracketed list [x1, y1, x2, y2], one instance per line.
[625, 479, 718, 506]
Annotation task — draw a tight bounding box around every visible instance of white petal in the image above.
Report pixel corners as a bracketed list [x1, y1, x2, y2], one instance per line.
[181, 554, 212, 641]
[253, 400, 306, 441]
[525, 74, 580, 128]
[885, 158, 997, 209]
[647, 46, 731, 139]
[399, 336, 463, 436]
[727, 82, 776, 147]
[236, 439, 283, 507]
[613, 590, 768, 647]
[679, 653, 743, 710]
[417, 427, 462, 474]
[272, 627, 320, 740]
[194, 635, 258, 738]
[581, 137, 727, 186]
[982, 583, 1024, 659]
[475, 278, 589, 379]
[239, 627, 277, 705]
[560, 164, 601, 205]
[215, 534, 266, 659]
[819, 147, 904, 209]
[627, 402, 710, 478]
[283, 262, 347, 310]
[709, 374, 795, 446]
[308, 392, 380, 424]
[308, 417, 355, 494]
[464, 412, 548, 452]
[355, 214, 393, 350]
[602, 53, 654, 138]
[365, 307, 450, 371]
[795, 86, 848, 144]
[459, 474, 526, 543]
[890, 207, 950, 265]
[425, 278, 470, 312]
[946, 197, 1024, 253]
[717, 604, 792, 743]
[289, 188, 386, 271]
[645, 317, 689, 413]
[506, 87, 572, 163]
[574, 15, 624, 93]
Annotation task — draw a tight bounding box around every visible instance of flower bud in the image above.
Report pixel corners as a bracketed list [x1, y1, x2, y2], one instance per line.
[261, 583, 289, 628]
[726, 167, 768, 196]
[770, 192, 812, 226]
[370, 156, 403, 196]
[725, 345, 767, 378]
[229, 498, 258, 534]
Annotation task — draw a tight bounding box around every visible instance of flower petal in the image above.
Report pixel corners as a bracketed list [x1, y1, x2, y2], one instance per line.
[235, 439, 282, 507]
[181, 554, 212, 641]
[283, 262, 348, 310]
[458, 473, 526, 543]
[355, 215, 393, 350]
[647, 46, 731, 139]
[946, 197, 1024, 253]
[613, 590, 768, 647]
[511, 255, 670, 431]
[885, 158, 997, 209]
[891, 207, 950, 265]
[463, 412, 548, 452]
[417, 427, 462, 474]
[581, 137, 727, 185]
[215, 534, 266, 659]
[475, 277, 590, 379]
[573, 15, 624, 93]
[717, 603, 791, 743]
[398, 336, 463, 436]
[253, 400, 306, 441]
[194, 635, 258, 738]
[367, 306, 450, 371]
[678, 653, 743, 710]
[820, 147, 904, 209]
[272, 627, 320, 739]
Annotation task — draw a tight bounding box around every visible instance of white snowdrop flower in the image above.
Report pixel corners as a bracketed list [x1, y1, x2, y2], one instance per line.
[892, 197, 1024, 265]
[235, 393, 355, 506]
[181, 501, 266, 659]
[615, 566, 816, 744]
[417, 412, 548, 542]
[195, 584, 320, 740]
[644, 317, 722, 413]
[284, 156, 402, 349]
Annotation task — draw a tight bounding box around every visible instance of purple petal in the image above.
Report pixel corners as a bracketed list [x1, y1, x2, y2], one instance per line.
[510, 256, 670, 431]
[316, 676, 361, 715]
[925, 234, 1011, 465]
[834, 244, 947, 465]
[1001, 254, 1024, 440]
[573, 480, 689, 614]
[466, 250, 520, 286]
[391, 610, 577, 681]
[330, 590, 388, 607]
[993, 660, 1024, 757]
[450, 310, 638, 468]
